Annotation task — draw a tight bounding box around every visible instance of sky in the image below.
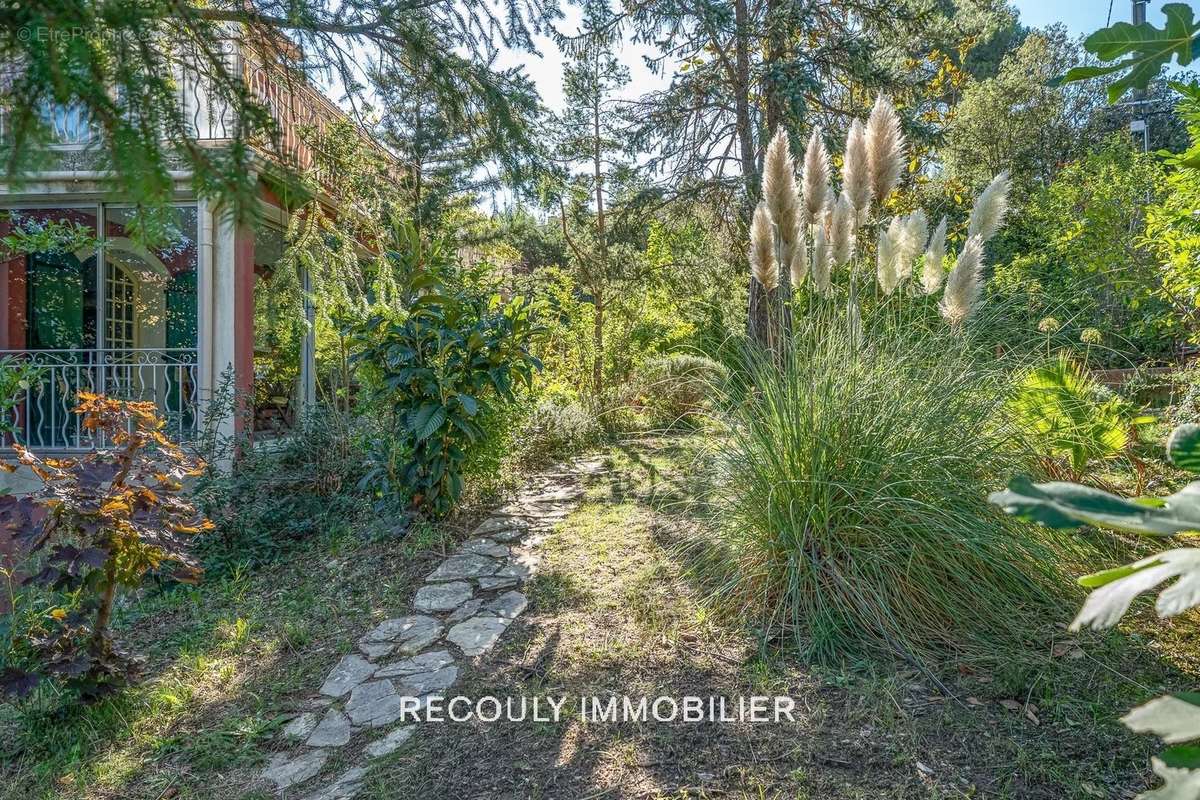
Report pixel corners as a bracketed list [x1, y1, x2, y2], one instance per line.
[1010, 0, 1165, 34]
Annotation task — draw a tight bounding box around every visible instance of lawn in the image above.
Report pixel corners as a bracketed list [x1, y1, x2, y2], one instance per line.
[0, 518, 459, 800]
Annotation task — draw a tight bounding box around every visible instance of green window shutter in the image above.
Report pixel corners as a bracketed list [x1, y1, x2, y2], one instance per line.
[28, 253, 86, 350]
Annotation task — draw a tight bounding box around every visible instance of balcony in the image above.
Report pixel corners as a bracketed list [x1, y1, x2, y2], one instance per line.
[2, 34, 381, 187]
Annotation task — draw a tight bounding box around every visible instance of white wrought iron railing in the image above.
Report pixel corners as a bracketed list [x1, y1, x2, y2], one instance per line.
[0, 348, 199, 450]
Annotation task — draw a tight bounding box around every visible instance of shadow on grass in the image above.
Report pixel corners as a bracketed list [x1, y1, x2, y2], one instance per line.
[359, 438, 1196, 800]
[0, 524, 446, 800]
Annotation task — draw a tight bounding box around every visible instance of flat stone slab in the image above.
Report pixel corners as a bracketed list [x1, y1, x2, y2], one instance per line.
[361, 615, 443, 656]
[459, 538, 510, 558]
[413, 581, 473, 612]
[477, 576, 517, 592]
[365, 725, 415, 758]
[486, 590, 528, 620]
[375, 649, 455, 678]
[307, 707, 353, 747]
[397, 665, 458, 696]
[346, 679, 404, 727]
[447, 598, 483, 623]
[527, 486, 583, 503]
[490, 527, 526, 543]
[301, 766, 366, 800]
[494, 560, 535, 582]
[427, 554, 501, 582]
[473, 516, 524, 537]
[263, 749, 329, 790]
[447, 615, 510, 656]
[281, 711, 319, 740]
[358, 640, 395, 660]
[320, 654, 377, 698]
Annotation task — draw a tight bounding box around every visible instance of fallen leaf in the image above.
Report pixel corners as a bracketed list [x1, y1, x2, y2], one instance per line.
[999, 699, 1022, 712]
[916, 761, 935, 776]
[1025, 708, 1040, 725]
[966, 697, 985, 707]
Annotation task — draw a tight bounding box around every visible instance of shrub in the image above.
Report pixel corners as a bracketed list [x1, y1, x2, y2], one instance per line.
[991, 425, 1200, 799]
[515, 400, 601, 468]
[352, 255, 543, 517]
[194, 410, 378, 572]
[698, 318, 1099, 667]
[0, 394, 210, 700]
[1008, 353, 1154, 479]
[634, 353, 729, 428]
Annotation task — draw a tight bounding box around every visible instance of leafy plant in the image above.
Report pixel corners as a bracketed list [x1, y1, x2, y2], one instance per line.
[515, 399, 601, 469]
[634, 353, 730, 428]
[194, 410, 377, 571]
[353, 253, 543, 517]
[1008, 353, 1154, 479]
[0, 356, 44, 440]
[990, 424, 1200, 799]
[0, 393, 211, 700]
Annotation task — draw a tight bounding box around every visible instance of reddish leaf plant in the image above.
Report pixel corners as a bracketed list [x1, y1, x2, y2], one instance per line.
[0, 393, 211, 701]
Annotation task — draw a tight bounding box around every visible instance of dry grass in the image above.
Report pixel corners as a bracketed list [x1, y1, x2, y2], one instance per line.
[362, 438, 1200, 799]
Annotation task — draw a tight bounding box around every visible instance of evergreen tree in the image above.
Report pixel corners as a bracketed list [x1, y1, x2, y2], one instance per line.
[374, 67, 543, 237]
[0, 0, 558, 239]
[550, 0, 634, 400]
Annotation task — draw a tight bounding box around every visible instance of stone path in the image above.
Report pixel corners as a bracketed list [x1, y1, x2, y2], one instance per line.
[261, 456, 607, 799]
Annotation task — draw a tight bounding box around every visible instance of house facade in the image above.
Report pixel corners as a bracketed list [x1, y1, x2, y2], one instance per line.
[0, 37, 373, 469]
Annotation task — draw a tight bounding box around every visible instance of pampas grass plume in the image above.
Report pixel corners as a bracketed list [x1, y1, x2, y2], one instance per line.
[750, 201, 778, 291]
[866, 94, 905, 207]
[877, 223, 899, 294]
[802, 129, 831, 224]
[843, 120, 871, 217]
[830, 192, 855, 266]
[922, 216, 947, 294]
[966, 171, 1011, 243]
[940, 234, 985, 326]
[812, 225, 831, 295]
[763, 127, 799, 257]
[897, 210, 927, 280]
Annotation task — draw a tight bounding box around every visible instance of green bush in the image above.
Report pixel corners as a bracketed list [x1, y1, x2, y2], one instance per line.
[352, 248, 542, 517]
[515, 400, 601, 468]
[697, 315, 1100, 667]
[1008, 353, 1153, 479]
[633, 353, 729, 428]
[194, 411, 377, 573]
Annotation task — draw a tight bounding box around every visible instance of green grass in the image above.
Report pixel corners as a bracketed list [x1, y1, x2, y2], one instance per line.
[691, 309, 1112, 668]
[0, 521, 441, 800]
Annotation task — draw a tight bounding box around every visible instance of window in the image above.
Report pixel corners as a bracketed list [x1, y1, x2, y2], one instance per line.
[105, 263, 136, 350]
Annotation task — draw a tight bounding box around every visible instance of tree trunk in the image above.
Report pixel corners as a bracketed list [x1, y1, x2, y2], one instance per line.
[593, 290, 604, 399]
[734, 0, 769, 351]
[92, 559, 117, 647]
[592, 53, 608, 399]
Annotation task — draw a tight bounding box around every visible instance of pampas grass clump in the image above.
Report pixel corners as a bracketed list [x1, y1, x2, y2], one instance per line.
[695, 316, 1096, 667]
